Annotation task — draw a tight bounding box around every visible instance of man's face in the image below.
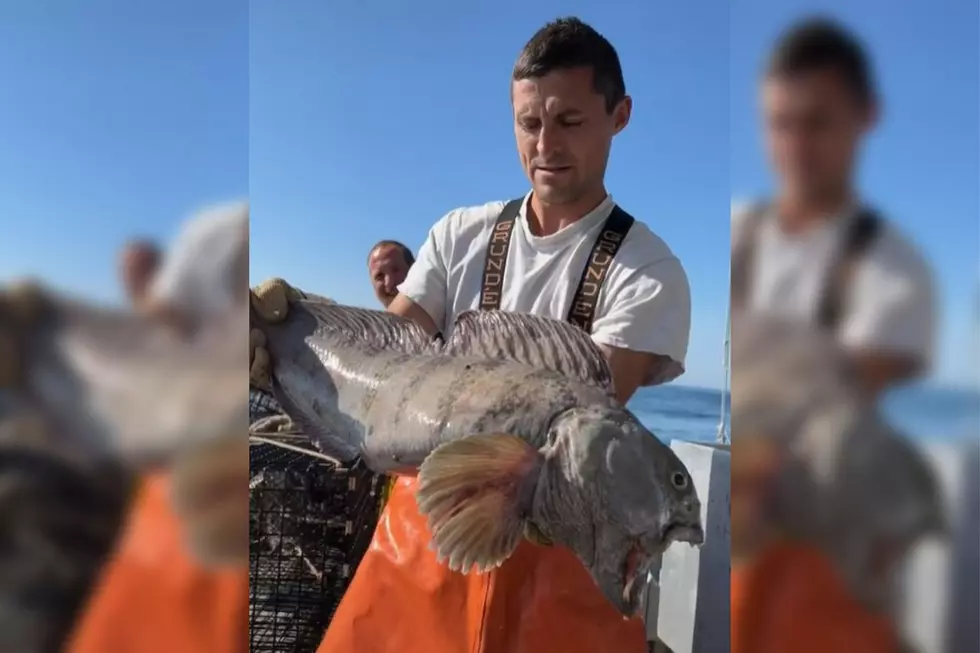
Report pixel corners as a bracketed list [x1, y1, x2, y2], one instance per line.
[120, 243, 160, 304]
[512, 67, 630, 205]
[762, 69, 875, 203]
[368, 245, 410, 308]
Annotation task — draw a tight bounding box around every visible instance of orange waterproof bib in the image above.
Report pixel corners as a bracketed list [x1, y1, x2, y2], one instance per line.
[731, 543, 898, 653]
[65, 474, 248, 653]
[318, 476, 647, 653]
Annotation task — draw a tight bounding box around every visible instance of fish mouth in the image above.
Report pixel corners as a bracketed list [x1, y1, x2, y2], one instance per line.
[619, 523, 706, 616]
[661, 521, 705, 547]
[621, 541, 656, 617]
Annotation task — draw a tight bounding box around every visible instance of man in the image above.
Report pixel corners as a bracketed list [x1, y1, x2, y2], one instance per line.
[368, 239, 415, 308]
[66, 204, 250, 653]
[731, 17, 935, 400]
[730, 18, 937, 653]
[252, 16, 691, 653]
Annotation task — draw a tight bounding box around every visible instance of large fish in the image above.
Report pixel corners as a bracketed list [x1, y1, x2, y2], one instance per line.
[251, 292, 705, 617]
[0, 206, 249, 467]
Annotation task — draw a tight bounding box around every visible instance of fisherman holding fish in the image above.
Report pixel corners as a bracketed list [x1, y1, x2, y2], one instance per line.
[250, 17, 693, 653]
[729, 18, 940, 653]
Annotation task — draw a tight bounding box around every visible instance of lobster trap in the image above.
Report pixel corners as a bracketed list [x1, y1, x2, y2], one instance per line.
[248, 392, 385, 653]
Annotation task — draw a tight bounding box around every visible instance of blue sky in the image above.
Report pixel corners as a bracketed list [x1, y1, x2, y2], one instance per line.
[1, 1, 975, 389]
[0, 1, 247, 302]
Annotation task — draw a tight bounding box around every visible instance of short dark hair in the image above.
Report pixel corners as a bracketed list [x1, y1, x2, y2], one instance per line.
[368, 240, 415, 267]
[766, 17, 876, 105]
[513, 17, 626, 113]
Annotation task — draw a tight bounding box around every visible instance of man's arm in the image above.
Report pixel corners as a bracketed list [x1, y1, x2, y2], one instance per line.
[388, 293, 441, 336]
[591, 257, 692, 404]
[386, 211, 456, 334]
[841, 227, 936, 398]
[598, 346, 677, 404]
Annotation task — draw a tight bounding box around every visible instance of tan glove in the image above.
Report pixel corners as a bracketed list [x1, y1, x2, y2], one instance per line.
[248, 277, 306, 389]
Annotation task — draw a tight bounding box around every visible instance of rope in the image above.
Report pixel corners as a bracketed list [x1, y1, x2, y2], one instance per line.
[247, 434, 344, 467]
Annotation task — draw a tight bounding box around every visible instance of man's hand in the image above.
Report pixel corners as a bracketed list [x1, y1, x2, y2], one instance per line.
[249, 277, 305, 389]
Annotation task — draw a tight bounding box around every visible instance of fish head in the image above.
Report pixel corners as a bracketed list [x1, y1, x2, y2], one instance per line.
[541, 406, 704, 617]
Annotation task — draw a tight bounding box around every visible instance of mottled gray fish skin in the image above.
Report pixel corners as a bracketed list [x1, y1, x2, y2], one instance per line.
[258, 299, 706, 616]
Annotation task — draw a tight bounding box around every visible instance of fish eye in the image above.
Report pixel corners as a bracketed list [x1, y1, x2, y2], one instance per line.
[671, 471, 688, 489]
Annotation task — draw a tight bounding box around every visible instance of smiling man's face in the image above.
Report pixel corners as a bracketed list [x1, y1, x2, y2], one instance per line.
[512, 66, 629, 207]
[368, 244, 411, 308]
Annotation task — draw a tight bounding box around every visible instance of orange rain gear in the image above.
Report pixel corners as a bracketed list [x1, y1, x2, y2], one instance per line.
[64, 474, 248, 653]
[731, 543, 899, 653]
[318, 476, 648, 653]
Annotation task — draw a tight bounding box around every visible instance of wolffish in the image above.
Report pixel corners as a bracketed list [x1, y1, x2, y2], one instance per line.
[253, 296, 705, 616]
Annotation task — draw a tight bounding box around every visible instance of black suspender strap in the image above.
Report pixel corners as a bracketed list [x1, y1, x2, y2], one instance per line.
[730, 202, 769, 312]
[478, 199, 635, 333]
[566, 206, 635, 333]
[816, 209, 882, 330]
[730, 201, 883, 331]
[478, 199, 523, 311]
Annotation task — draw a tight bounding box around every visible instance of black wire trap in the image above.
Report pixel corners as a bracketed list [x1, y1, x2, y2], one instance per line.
[248, 392, 384, 653]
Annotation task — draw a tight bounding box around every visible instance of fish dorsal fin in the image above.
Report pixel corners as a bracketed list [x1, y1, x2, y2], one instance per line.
[286, 299, 435, 355]
[446, 310, 614, 393]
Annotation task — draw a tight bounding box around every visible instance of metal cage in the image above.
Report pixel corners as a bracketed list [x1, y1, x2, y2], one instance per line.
[248, 390, 384, 653]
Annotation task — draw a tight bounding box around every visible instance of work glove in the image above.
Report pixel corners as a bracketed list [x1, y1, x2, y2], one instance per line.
[248, 277, 307, 390]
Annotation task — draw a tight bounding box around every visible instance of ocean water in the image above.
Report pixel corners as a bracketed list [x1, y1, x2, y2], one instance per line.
[629, 383, 980, 444]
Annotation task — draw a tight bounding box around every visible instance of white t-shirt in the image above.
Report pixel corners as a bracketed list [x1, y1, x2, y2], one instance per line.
[731, 201, 936, 368]
[397, 192, 691, 386]
[150, 201, 249, 320]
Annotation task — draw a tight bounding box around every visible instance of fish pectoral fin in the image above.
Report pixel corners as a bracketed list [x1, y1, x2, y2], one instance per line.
[416, 433, 543, 574]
